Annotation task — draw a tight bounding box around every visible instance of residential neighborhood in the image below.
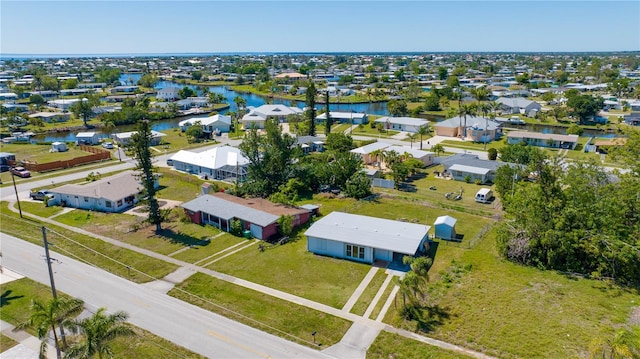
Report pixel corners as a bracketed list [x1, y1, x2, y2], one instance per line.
[1, 3, 639, 358]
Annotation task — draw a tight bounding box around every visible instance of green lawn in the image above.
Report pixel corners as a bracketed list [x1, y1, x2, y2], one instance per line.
[0, 334, 18, 353]
[0, 202, 178, 283]
[169, 272, 352, 348]
[350, 269, 388, 316]
[156, 168, 232, 202]
[0, 143, 102, 164]
[208, 231, 371, 309]
[351, 125, 399, 138]
[153, 128, 218, 152]
[18, 200, 65, 218]
[382, 228, 640, 358]
[439, 138, 506, 152]
[171, 232, 247, 263]
[0, 278, 206, 359]
[368, 331, 471, 359]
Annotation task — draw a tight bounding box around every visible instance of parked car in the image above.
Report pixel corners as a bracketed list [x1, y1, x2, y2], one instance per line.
[10, 166, 31, 178]
[102, 142, 114, 149]
[30, 190, 51, 201]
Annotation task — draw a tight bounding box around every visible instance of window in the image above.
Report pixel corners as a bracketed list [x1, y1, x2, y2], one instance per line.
[346, 244, 365, 259]
[84, 197, 89, 202]
[105, 201, 112, 208]
[117, 200, 123, 206]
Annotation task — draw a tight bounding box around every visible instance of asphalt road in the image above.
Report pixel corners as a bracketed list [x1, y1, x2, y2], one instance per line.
[0, 233, 334, 359]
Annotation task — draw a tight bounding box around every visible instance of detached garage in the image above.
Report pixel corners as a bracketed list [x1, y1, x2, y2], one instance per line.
[305, 212, 431, 264]
[434, 215, 457, 240]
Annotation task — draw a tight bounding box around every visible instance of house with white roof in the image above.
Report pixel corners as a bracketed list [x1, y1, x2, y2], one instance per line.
[439, 153, 514, 184]
[373, 117, 429, 133]
[29, 112, 70, 123]
[350, 141, 392, 165]
[181, 192, 311, 240]
[47, 170, 153, 213]
[315, 111, 368, 125]
[169, 146, 248, 182]
[241, 105, 303, 129]
[496, 97, 542, 116]
[157, 87, 181, 101]
[507, 131, 579, 149]
[75, 132, 100, 145]
[434, 116, 503, 142]
[179, 114, 231, 134]
[305, 212, 431, 264]
[48, 98, 86, 111]
[384, 145, 435, 167]
[111, 130, 166, 146]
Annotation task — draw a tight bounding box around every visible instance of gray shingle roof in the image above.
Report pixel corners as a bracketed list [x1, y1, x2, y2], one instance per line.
[50, 170, 143, 201]
[181, 194, 279, 227]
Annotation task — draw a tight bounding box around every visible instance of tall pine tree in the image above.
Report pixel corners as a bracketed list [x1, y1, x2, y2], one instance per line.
[305, 81, 317, 136]
[131, 120, 167, 233]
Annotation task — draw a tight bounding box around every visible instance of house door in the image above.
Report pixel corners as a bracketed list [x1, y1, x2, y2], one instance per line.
[250, 224, 263, 239]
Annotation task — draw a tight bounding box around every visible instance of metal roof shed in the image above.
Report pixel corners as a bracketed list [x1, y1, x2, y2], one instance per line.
[434, 215, 457, 241]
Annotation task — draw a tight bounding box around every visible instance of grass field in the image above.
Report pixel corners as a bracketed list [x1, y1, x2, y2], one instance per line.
[439, 138, 506, 152]
[368, 331, 470, 359]
[350, 269, 388, 316]
[0, 334, 18, 353]
[0, 201, 178, 283]
[351, 125, 400, 138]
[0, 278, 206, 358]
[17, 200, 65, 218]
[382, 228, 640, 358]
[168, 272, 352, 348]
[0, 143, 99, 164]
[207, 231, 371, 308]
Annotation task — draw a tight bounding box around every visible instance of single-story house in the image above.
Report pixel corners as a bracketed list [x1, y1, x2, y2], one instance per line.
[374, 117, 429, 133]
[110, 85, 139, 94]
[434, 116, 503, 142]
[112, 130, 166, 146]
[179, 114, 231, 134]
[181, 192, 311, 240]
[76, 132, 100, 145]
[496, 97, 542, 116]
[384, 145, 435, 167]
[0, 92, 18, 101]
[590, 138, 627, 154]
[47, 98, 86, 111]
[440, 153, 513, 184]
[296, 135, 325, 154]
[350, 141, 392, 165]
[315, 111, 368, 125]
[47, 170, 153, 213]
[305, 212, 431, 264]
[507, 131, 579, 149]
[241, 105, 304, 129]
[176, 97, 209, 110]
[28, 112, 70, 123]
[169, 146, 249, 182]
[156, 87, 181, 101]
[434, 215, 457, 240]
[51, 142, 68, 152]
[60, 88, 90, 96]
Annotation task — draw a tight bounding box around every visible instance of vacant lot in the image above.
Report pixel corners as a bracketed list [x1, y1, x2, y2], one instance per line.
[169, 272, 352, 348]
[368, 331, 470, 359]
[0, 143, 100, 164]
[382, 228, 640, 358]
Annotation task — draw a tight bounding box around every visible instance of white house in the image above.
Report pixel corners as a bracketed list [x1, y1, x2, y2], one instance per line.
[157, 87, 181, 101]
[48, 98, 86, 111]
[315, 111, 368, 125]
[179, 114, 231, 134]
[350, 141, 392, 165]
[28, 112, 70, 123]
[434, 215, 457, 240]
[496, 97, 542, 116]
[169, 146, 249, 182]
[241, 105, 303, 129]
[384, 145, 435, 167]
[76, 132, 100, 145]
[47, 170, 153, 213]
[507, 131, 579, 149]
[112, 130, 166, 146]
[374, 117, 429, 133]
[305, 212, 431, 264]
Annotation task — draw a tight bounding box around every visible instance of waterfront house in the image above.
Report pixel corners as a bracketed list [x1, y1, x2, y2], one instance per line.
[169, 146, 248, 182]
[111, 130, 166, 146]
[434, 116, 503, 142]
[76, 132, 100, 145]
[507, 131, 579, 149]
[373, 117, 429, 133]
[28, 112, 70, 123]
[157, 87, 181, 101]
[315, 111, 368, 125]
[496, 97, 542, 116]
[179, 114, 231, 135]
[241, 104, 303, 129]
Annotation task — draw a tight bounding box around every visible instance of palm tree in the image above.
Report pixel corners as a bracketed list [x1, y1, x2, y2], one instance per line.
[431, 143, 445, 156]
[64, 308, 135, 359]
[457, 103, 476, 139]
[370, 149, 384, 169]
[416, 125, 429, 150]
[15, 297, 85, 359]
[394, 271, 427, 315]
[407, 133, 417, 148]
[589, 327, 640, 359]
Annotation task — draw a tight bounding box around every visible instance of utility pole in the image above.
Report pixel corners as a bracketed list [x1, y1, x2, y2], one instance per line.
[11, 172, 22, 218]
[42, 227, 67, 358]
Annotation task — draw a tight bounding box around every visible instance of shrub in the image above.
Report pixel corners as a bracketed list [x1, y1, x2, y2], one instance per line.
[474, 179, 482, 185]
[464, 175, 471, 183]
[230, 219, 243, 236]
[487, 148, 498, 160]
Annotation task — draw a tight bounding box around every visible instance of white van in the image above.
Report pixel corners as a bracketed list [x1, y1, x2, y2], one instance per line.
[475, 188, 494, 203]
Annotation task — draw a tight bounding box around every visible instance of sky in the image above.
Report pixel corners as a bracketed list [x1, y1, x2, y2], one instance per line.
[1, 1, 639, 55]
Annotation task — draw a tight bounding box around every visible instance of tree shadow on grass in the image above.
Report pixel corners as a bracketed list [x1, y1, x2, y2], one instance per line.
[410, 304, 451, 334]
[0, 290, 24, 307]
[154, 226, 210, 247]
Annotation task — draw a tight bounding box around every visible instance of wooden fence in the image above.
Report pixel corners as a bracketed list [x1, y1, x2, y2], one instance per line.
[9, 145, 112, 173]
